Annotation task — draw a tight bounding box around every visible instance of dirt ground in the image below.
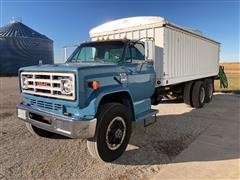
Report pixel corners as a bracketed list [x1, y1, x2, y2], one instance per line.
[0, 77, 239, 180]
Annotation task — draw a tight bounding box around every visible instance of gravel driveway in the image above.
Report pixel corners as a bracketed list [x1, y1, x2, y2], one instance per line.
[0, 77, 238, 179]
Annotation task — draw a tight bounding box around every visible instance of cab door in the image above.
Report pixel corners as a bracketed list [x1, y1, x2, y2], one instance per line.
[124, 42, 155, 101]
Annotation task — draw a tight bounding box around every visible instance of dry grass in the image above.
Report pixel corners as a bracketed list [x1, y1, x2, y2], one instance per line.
[220, 62, 240, 73]
[215, 62, 240, 93]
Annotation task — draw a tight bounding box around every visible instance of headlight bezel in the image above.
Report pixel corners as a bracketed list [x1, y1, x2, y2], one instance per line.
[60, 78, 74, 95]
[21, 76, 29, 89]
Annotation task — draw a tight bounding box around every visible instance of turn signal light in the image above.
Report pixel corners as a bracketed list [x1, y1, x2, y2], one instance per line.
[88, 81, 100, 90]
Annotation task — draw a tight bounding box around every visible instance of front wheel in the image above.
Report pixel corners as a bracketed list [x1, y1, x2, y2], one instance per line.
[87, 103, 132, 162]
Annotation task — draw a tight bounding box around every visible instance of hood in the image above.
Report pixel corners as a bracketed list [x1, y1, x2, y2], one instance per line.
[19, 62, 118, 72]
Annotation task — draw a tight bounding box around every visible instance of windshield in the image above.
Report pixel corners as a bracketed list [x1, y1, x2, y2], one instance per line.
[67, 41, 125, 63]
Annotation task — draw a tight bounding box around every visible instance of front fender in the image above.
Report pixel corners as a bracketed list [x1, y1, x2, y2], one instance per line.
[77, 85, 134, 119]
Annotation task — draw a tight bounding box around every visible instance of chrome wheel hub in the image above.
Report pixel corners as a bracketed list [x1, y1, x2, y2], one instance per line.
[106, 116, 126, 150]
[115, 129, 123, 139]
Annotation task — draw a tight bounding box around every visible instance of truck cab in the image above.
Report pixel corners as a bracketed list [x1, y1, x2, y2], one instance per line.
[16, 39, 158, 162]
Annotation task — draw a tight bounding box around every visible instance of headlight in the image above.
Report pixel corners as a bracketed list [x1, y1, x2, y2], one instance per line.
[22, 76, 28, 89]
[60, 79, 73, 95]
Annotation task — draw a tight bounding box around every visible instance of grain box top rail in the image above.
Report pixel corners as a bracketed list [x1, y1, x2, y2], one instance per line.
[89, 16, 220, 44]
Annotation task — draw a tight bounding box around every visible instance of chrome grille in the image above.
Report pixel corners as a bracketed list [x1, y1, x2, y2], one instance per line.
[21, 72, 75, 100]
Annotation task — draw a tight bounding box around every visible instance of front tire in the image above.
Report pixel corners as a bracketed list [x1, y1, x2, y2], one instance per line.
[87, 103, 132, 162]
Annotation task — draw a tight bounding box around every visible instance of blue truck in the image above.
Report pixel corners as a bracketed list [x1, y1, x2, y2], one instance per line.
[16, 17, 219, 162]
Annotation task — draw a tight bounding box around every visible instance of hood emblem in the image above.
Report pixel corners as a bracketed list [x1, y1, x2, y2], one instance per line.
[119, 73, 128, 83]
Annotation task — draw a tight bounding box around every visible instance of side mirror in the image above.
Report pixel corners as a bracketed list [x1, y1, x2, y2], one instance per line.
[145, 38, 155, 61]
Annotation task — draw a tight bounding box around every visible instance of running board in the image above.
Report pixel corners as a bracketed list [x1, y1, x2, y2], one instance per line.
[135, 109, 158, 127]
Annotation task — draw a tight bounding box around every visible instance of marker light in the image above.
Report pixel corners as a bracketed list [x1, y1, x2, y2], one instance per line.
[89, 81, 100, 90]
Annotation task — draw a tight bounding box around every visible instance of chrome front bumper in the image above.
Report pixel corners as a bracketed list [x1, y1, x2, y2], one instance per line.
[16, 103, 97, 139]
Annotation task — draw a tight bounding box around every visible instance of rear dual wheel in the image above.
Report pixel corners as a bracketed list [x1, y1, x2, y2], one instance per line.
[183, 81, 193, 106]
[183, 79, 214, 108]
[203, 79, 214, 103]
[192, 81, 206, 108]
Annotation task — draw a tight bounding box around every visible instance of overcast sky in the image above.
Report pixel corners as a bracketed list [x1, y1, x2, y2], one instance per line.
[1, 0, 239, 63]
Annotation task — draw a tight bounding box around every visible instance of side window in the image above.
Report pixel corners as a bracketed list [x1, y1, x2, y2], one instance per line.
[131, 43, 145, 61]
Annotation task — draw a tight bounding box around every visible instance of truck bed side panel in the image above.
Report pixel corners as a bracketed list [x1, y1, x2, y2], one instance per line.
[91, 23, 219, 87]
[160, 27, 219, 86]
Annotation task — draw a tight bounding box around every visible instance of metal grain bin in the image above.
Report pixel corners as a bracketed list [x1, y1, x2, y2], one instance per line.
[0, 21, 54, 76]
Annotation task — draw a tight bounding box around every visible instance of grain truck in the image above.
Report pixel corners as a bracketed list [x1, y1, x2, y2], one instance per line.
[16, 16, 220, 162]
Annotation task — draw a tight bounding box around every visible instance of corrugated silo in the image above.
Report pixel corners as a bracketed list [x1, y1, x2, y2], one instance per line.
[0, 21, 54, 75]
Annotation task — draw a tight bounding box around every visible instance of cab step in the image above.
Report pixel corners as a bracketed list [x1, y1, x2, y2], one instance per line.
[135, 109, 158, 127]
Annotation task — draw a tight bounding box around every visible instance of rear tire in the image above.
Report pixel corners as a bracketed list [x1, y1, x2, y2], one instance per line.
[191, 81, 206, 108]
[87, 103, 132, 162]
[26, 123, 55, 137]
[203, 78, 213, 103]
[183, 81, 193, 106]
